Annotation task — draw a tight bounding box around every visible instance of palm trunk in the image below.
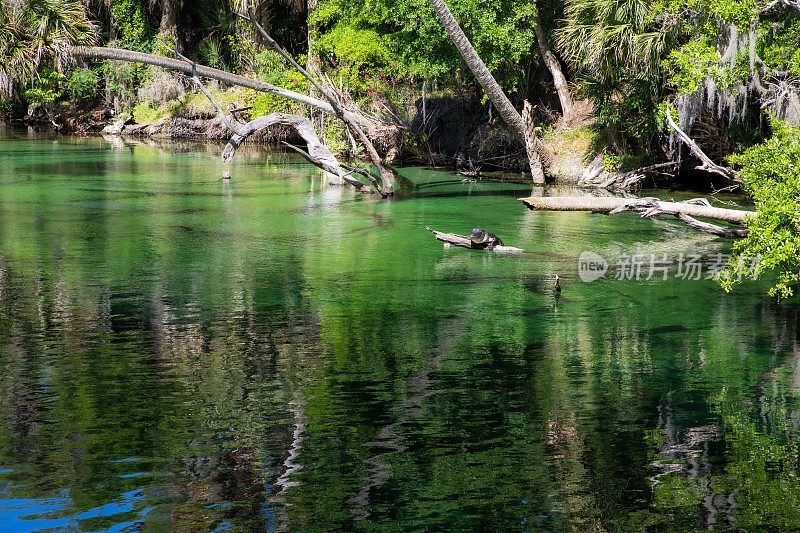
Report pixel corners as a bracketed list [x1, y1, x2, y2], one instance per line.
[524, 101, 546, 184]
[533, 19, 574, 122]
[428, 0, 526, 141]
[71, 46, 354, 120]
[159, 0, 182, 44]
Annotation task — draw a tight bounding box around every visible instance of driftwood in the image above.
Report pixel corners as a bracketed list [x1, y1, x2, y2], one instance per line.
[519, 196, 752, 237]
[427, 227, 525, 253]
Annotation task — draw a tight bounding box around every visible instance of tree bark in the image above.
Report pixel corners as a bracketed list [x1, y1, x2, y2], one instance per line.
[428, 0, 526, 141]
[523, 101, 546, 184]
[533, 19, 574, 123]
[159, 0, 183, 45]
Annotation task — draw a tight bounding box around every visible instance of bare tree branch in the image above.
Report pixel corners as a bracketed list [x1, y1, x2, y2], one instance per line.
[236, 8, 396, 196]
[665, 108, 740, 182]
[221, 113, 372, 192]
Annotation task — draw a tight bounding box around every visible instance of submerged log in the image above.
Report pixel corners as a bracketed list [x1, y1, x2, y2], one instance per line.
[427, 227, 525, 253]
[519, 196, 752, 237]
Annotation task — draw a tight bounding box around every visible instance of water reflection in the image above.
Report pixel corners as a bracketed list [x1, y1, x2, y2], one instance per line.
[0, 133, 798, 531]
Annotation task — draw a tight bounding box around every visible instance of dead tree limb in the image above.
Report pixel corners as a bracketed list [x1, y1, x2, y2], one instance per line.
[237, 7, 395, 196]
[665, 108, 740, 182]
[186, 73, 244, 135]
[523, 101, 546, 185]
[520, 196, 753, 237]
[426, 227, 525, 253]
[222, 113, 371, 192]
[579, 156, 680, 190]
[188, 73, 370, 191]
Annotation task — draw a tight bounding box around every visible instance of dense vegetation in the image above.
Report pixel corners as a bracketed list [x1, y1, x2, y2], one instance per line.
[0, 0, 799, 296]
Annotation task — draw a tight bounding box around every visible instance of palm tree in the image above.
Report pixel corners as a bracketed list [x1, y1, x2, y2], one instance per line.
[0, 0, 96, 79]
[0, 4, 35, 88]
[428, 0, 527, 142]
[556, 0, 672, 83]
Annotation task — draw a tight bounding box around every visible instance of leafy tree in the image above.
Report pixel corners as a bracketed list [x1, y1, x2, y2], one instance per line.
[722, 120, 800, 298]
[312, 0, 540, 93]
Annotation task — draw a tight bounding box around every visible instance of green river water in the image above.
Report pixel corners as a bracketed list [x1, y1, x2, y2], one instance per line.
[0, 130, 798, 532]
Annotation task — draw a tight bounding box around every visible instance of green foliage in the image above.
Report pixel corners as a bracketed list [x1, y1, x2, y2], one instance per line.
[601, 149, 647, 172]
[132, 101, 165, 123]
[316, 27, 390, 69]
[722, 120, 800, 298]
[110, 0, 154, 50]
[312, 0, 538, 91]
[248, 50, 309, 116]
[101, 59, 150, 107]
[23, 67, 63, 106]
[757, 17, 800, 76]
[65, 67, 98, 100]
[706, 0, 758, 26]
[0, 0, 96, 83]
[663, 40, 721, 94]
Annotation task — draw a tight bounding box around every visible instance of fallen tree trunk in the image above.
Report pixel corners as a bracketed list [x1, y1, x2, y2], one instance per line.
[519, 196, 753, 237]
[69, 46, 373, 130]
[427, 227, 525, 253]
[520, 196, 751, 223]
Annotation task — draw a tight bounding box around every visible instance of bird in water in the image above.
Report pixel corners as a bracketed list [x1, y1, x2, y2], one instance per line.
[554, 275, 562, 293]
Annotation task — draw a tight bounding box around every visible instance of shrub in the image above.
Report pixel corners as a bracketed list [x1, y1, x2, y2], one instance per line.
[23, 68, 63, 106]
[722, 120, 800, 298]
[66, 68, 99, 100]
[132, 101, 165, 123]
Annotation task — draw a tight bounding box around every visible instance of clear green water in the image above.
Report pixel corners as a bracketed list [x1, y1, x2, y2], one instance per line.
[0, 131, 798, 532]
